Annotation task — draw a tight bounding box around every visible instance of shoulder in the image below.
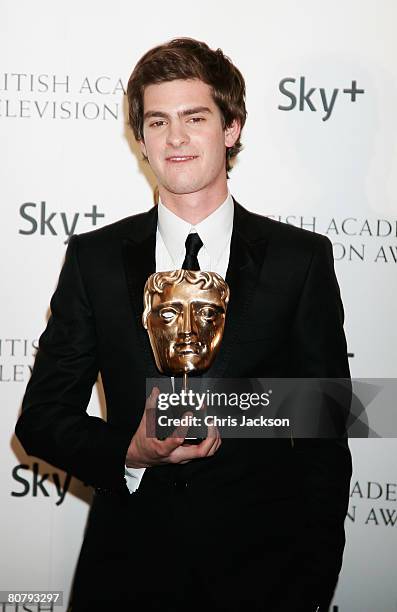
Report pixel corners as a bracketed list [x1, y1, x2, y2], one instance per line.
[76, 207, 156, 244]
[67, 207, 156, 257]
[61, 207, 157, 280]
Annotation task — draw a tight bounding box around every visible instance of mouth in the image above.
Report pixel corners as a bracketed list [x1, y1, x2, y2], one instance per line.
[174, 341, 201, 355]
[165, 155, 198, 163]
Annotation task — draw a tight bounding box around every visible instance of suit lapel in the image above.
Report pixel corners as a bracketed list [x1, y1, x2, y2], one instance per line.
[122, 206, 159, 378]
[203, 201, 269, 379]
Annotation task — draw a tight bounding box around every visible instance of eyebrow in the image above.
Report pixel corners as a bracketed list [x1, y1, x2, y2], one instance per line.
[155, 300, 223, 308]
[143, 106, 212, 121]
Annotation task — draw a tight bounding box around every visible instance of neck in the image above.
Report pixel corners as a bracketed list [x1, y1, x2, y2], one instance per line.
[158, 184, 229, 225]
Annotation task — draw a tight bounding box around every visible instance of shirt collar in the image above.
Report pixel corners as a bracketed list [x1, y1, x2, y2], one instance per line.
[157, 192, 234, 267]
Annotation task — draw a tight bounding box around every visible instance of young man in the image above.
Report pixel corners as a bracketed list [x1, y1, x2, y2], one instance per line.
[16, 38, 351, 612]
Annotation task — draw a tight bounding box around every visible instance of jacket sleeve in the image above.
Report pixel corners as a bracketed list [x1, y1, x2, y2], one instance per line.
[276, 235, 352, 611]
[15, 235, 132, 490]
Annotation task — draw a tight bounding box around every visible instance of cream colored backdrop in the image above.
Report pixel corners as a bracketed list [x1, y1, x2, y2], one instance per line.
[1, 1, 397, 611]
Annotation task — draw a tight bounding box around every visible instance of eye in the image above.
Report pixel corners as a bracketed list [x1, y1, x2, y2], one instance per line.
[158, 307, 178, 323]
[149, 120, 167, 128]
[188, 116, 205, 124]
[198, 306, 219, 321]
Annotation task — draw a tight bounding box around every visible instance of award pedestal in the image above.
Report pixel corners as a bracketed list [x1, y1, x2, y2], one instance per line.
[181, 372, 205, 446]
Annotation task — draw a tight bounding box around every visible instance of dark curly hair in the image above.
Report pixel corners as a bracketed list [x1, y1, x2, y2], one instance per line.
[127, 38, 246, 172]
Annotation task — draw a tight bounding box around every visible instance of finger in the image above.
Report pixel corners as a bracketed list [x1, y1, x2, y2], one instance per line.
[156, 431, 186, 455]
[205, 416, 220, 439]
[207, 437, 222, 456]
[142, 387, 161, 438]
[179, 417, 220, 452]
[179, 433, 219, 460]
[204, 423, 222, 449]
[163, 413, 222, 463]
[167, 432, 222, 463]
[173, 411, 194, 440]
[167, 444, 198, 463]
[197, 431, 221, 456]
[206, 427, 221, 450]
[142, 386, 160, 428]
[145, 386, 160, 411]
[154, 408, 194, 454]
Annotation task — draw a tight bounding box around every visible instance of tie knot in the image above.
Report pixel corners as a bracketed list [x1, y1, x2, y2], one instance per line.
[185, 232, 203, 257]
[182, 232, 203, 271]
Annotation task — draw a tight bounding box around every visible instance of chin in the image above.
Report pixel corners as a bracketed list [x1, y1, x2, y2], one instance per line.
[163, 179, 206, 196]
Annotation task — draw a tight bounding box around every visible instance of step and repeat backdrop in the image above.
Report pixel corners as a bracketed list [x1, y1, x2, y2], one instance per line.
[1, 1, 397, 610]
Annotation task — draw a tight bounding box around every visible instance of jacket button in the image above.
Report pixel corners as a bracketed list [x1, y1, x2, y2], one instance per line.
[174, 480, 188, 491]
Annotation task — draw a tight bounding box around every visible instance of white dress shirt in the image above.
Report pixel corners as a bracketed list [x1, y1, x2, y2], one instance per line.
[124, 191, 234, 493]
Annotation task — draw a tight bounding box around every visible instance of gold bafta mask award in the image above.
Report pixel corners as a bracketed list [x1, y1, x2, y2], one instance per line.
[142, 269, 230, 380]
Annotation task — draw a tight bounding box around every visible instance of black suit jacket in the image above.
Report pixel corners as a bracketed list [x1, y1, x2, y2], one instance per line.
[16, 201, 352, 612]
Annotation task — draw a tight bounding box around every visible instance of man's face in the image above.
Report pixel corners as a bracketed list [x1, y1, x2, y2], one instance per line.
[139, 79, 239, 198]
[146, 280, 227, 375]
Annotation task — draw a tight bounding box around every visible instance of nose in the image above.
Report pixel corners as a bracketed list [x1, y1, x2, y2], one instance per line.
[166, 119, 189, 148]
[179, 304, 197, 338]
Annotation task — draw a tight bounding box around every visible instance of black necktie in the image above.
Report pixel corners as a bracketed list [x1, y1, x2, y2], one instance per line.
[182, 233, 203, 270]
[176, 233, 207, 442]
[174, 232, 203, 402]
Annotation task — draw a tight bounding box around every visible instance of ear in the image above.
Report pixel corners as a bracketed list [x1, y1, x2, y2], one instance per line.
[224, 119, 241, 148]
[139, 139, 147, 158]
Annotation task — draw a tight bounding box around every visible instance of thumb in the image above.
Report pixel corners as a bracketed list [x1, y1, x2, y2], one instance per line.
[142, 387, 160, 437]
[146, 386, 160, 410]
